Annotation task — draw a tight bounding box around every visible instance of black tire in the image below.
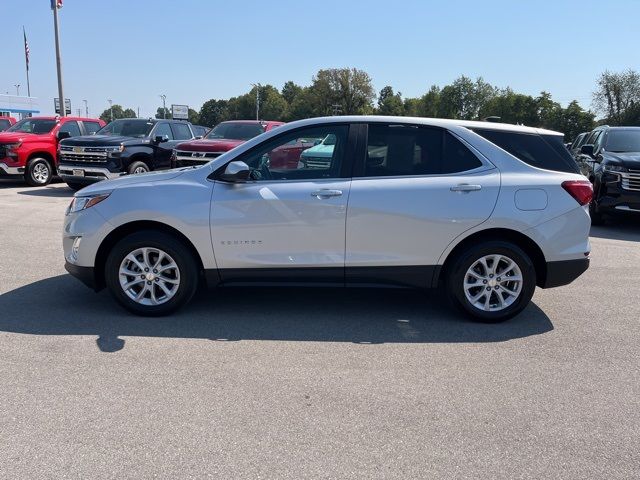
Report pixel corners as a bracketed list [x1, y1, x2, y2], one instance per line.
[105, 230, 199, 316]
[446, 241, 536, 323]
[25, 157, 53, 186]
[66, 182, 85, 191]
[127, 161, 150, 175]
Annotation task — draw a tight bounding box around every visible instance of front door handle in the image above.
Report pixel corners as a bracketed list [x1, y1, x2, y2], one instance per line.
[450, 184, 482, 193]
[311, 189, 343, 199]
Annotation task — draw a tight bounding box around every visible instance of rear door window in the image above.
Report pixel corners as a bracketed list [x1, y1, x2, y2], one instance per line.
[83, 121, 102, 135]
[171, 122, 193, 140]
[59, 121, 82, 137]
[471, 128, 579, 173]
[154, 122, 174, 140]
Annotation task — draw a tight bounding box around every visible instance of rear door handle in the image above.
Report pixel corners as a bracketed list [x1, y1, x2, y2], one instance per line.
[450, 184, 482, 192]
[311, 189, 343, 199]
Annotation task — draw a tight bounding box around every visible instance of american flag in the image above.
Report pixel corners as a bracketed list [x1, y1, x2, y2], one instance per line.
[23, 27, 29, 71]
[51, 0, 63, 9]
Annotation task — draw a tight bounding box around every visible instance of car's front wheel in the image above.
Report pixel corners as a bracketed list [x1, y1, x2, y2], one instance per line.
[105, 230, 199, 316]
[446, 241, 536, 323]
[25, 158, 53, 186]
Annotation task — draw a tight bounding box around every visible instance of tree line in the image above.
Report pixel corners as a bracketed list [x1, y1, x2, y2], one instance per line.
[99, 68, 640, 141]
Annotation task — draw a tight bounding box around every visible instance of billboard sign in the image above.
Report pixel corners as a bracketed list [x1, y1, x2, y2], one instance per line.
[171, 104, 189, 120]
[54, 98, 71, 115]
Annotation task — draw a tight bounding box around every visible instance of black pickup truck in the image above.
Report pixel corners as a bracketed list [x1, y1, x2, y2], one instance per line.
[577, 125, 640, 224]
[57, 118, 195, 190]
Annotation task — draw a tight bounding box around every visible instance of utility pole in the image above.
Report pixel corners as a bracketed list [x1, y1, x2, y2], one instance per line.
[83, 99, 88, 117]
[14, 84, 20, 96]
[76, 108, 81, 117]
[250, 83, 261, 120]
[160, 94, 167, 119]
[108, 99, 113, 121]
[52, 2, 66, 117]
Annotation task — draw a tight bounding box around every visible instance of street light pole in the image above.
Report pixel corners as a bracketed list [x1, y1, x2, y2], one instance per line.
[250, 83, 261, 120]
[108, 99, 113, 121]
[52, 4, 66, 117]
[14, 84, 20, 96]
[160, 94, 167, 119]
[83, 99, 88, 117]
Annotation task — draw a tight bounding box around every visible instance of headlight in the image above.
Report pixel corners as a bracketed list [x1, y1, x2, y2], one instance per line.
[66, 193, 110, 215]
[5, 142, 22, 150]
[107, 144, 125, 156]
[603, 164, 626, 173]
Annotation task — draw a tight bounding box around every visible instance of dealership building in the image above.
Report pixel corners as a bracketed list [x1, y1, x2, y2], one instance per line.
[0, 94, 40, 118]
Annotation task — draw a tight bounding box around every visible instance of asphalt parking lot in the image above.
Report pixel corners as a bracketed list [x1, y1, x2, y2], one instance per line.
[0, 180, 638, 479]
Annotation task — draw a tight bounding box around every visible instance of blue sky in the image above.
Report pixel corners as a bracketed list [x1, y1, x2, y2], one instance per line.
[3, 0, 640, 118]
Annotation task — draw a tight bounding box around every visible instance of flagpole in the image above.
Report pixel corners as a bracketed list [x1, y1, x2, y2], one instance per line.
[52, 3, 66, 117]
[23, 27, 31, 97]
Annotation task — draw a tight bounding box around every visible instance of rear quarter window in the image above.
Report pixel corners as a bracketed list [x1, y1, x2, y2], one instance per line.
[471, 128, 579, 174]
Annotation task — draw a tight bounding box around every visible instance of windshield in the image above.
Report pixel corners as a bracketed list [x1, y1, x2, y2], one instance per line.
[7, 118, 57, 134]
[96, 119, 155, 138]
[206, 122, 264, 141]
[605, 130, 640, 153]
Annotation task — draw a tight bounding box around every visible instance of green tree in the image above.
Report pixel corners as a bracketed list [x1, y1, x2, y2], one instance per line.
[155, 107, 172, 119]
[419, 85, 441, 117]
[282, 81, 303, 105]
[593, 69, 640, 124]
[287, 87, 316, 121]
[478, 89, 539, 125]
[376, 86, 405, 116]
[198, 99, 229, 127]
[310, 68, 375, 115]
[438, 76, 497, 119]
[188, 108, 199, 124]
[99, 104, 136, 122]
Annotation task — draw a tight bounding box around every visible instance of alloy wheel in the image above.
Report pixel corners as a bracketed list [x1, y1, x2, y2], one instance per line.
[463, 254, 523, 312]
[118, 247, 180, 306]
[33, 163, 50, 183]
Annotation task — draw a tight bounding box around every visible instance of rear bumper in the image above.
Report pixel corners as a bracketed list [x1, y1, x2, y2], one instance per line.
[65, 261, 96, 290]
[542, 258, 590, 288]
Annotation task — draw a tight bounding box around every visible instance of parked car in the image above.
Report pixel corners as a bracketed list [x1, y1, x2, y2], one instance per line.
[171, 120, 284, 168]
[576, 125, 640, 224]
[63, 116, 591, 322]
[57, 118, 195, 190]
[0, 116, 17, 132]
[568, 132, 589, 159]
[0, 116, 105, 186]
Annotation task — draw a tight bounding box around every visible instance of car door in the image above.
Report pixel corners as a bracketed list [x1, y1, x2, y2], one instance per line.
[210, 123, 356, 283]
[345, 123, 500, 288]
[150, 122, 177, 169]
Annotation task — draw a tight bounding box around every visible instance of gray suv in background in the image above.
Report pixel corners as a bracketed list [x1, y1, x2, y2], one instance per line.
[63, 116, 592, 322]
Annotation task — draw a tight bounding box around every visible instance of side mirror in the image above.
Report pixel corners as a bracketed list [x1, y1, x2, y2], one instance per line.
[154, 134, 169, 143]
[57, 131, 71, 140]
[195, 135, 203, 140]
[219, 161, 250, 183]
[580, 144, 594, 157]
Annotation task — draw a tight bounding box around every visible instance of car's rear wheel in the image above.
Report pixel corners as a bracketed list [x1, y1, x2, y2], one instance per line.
[25, 158, 53, 186]
[105, 230, 199, 316]
[446, 241, 536, 323]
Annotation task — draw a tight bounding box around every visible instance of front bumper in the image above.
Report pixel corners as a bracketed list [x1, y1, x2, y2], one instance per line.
[65, 261, 96, 289]
[0, 162, 24, 176]
[596, 175, 640, 213]
[58, 165, 124, 184]
[542, 258, 590, 288]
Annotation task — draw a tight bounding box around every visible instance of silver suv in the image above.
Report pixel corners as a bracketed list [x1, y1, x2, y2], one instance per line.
[63, 116, 592, 322]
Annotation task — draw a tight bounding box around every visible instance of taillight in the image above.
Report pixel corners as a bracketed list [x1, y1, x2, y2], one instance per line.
[561, 180, 593, 206]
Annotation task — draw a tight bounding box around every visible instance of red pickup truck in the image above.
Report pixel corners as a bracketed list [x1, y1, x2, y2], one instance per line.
[0, 116, 17, 132]
[0, 116, 105, 186]
[171, 120, 284, 168]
